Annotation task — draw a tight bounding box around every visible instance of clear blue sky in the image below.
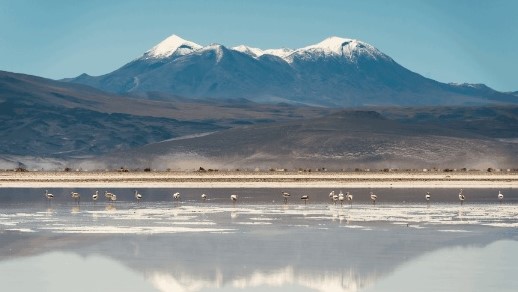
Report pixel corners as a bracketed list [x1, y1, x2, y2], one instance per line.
[1, 0, 516, 91]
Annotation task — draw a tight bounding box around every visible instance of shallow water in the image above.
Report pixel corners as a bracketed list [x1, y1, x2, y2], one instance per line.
[1, 187, 517, 204]
[0, 188, 517, 291]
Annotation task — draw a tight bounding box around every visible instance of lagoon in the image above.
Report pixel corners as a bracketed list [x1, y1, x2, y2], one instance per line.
[0, 188, 516, 291]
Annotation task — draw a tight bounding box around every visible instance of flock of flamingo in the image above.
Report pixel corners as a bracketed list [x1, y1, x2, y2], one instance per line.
[43, 188, 506, 205]
[322, 189, 505, 206]
[43, 189, 239, 205]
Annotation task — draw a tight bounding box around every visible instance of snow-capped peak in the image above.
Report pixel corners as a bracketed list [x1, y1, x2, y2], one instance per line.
[141, 34, 385, 64]
[287, 36, 385, 62]
[144, 34, 202, 59]
[232, 45, 264, 58]
[306, 36, 356, 52]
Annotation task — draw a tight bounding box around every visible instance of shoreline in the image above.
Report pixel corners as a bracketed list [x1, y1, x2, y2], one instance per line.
[0, 171, 517, 188]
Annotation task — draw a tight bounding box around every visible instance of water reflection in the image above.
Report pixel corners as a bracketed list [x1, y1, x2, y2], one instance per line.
[338, 213, 347, 224]
[44, 207, 54, 216]
[0, 193, 517, 292]
[71, 206, 80, 214]
[458, 209, 464, 221]
[1, 240, 515, 292]
[364, 240, 518, 292]
[0, 252, 157, 292]
[105, 204, 117, 212]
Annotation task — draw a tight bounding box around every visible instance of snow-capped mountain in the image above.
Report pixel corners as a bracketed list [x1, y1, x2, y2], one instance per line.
[286, 36, 387, 63]
[68, 34, 517, 107]
[142, 34, 202, 59]
[232, 45, 265, 58]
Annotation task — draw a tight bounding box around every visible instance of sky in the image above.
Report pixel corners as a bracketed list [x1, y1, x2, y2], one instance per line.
[0, 0, 516, 91]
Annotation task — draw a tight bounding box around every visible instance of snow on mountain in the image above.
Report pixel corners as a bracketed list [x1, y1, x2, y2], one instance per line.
[286, 36, 387, 62]
[263, 48, 294, 58]
[232, 45, 264, 58]
[68, 34, 518, 107]
[232, 45, 294, 59]
[142, 35, 379, 62]
[449, 82, 490, 89]
[198, 43, 227, 62]
[143, 34, 202, 59]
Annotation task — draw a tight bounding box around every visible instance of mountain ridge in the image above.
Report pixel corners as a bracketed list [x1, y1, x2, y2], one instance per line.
[66, 34, 517, 107]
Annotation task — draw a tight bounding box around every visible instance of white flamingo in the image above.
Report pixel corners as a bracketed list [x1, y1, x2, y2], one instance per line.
[282, 192, 290, 204]
[70, 192, 80, 204]
[45, 190, 54, 201]
[329, 191, 335, 202]
[332, 192, 339, 205]
[498, 191, 504, 203]
[459, 189, 465, 205]
[338, 191, 345, 206]
[173, 192, 181, 201]
[370, 192, 377, 205]
[135, 190, 142, 202]
[105, 191, 115, 201]
[92, 191, 99, 202]
[230, 194, 238, 205]
[346, 192, 353, 206]
[201, 193, 207, 201]
[301, 195, 309, 204]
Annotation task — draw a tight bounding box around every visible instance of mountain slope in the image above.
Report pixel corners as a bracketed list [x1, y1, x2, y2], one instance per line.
[67, 35, 518, 107]
[4, 70, 517, 169]
[0, 71, 222, 157]
[0, 70, 333, 158]
[100, 108, 518, 170]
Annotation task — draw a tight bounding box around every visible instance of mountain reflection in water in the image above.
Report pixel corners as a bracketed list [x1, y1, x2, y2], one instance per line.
[0, 240, 516, 292]
[0, 188, 517, 291]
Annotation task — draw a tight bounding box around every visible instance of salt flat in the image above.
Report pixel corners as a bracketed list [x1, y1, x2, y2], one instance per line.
[1, 171, 517, 188]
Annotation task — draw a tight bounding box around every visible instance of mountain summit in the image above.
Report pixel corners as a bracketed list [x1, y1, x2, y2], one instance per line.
[287, 36, 387, 62]
[143, 34, 202, 59]
[68, 35, 517, 107]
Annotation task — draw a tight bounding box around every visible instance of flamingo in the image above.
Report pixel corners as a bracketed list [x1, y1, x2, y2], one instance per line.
[105, 191, 115, 201]
[332, 192, 339, 205]
[134, 190, 142, 202]
[346, 192, 353, 206]
[110, 194, 117, 202]
[329, 191, 335, 202]
[301, 195, 309, 204]
[173, 192, 181, 201]
[45, 190, 54, 201]
[370, 192, 377, 205]
[201, 193, 207, 201]
[338, 191, 345, 206]
[498, 191, 504, 204]
[92, 191, 99, 202]
[459, 189, 465, 205]
[425, 191, 431, 207]
[282, 192, 290, 204]
[230, 194, 238, 205]
[70, 192, 80, 204]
